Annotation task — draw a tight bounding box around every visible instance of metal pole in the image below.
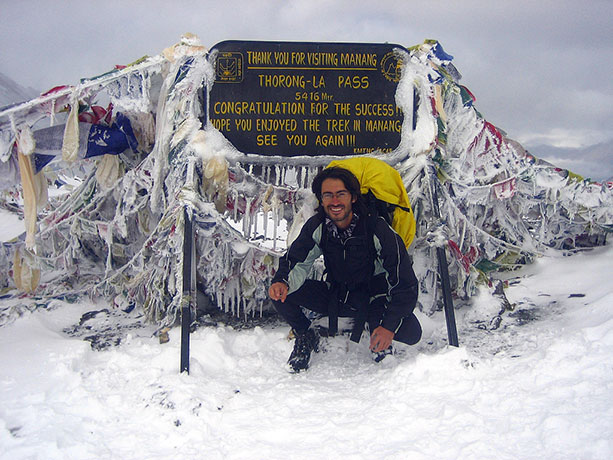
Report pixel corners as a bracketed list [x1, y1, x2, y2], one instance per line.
[180, 205, 195, 373]
[429, 173, 459, 347]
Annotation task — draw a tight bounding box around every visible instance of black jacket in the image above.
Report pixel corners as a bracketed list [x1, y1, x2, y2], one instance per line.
[272, 211, 418, 334]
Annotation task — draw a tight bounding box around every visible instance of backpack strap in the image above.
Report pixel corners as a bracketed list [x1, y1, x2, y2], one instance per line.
[363, 191, 380, 263]
[348, 199, 378, 343]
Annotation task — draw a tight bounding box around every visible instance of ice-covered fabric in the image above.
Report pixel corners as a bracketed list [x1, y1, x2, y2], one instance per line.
[0, 36, 610, 327]
[12, 246, 40, 293]
[62, 99, 80, 163]
[17, 151, 38, 249]
[31, 112, 138, 173]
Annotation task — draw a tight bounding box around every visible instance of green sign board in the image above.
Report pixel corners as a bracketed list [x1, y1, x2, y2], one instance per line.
[207, 40, 408, 156]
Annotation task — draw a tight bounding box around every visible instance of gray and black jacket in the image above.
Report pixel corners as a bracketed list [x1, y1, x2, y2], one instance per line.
[272, 211, 418, 337]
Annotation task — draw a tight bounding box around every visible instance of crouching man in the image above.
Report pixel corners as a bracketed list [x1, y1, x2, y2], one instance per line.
[269, 166, 421, 372]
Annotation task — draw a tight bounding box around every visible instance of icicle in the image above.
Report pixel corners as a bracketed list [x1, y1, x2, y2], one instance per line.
[140, 70, 147, 101]
[50, 99, 56, 127]
[284, 166, 299, 188]
[216, 289, 222, 313]
[242, 196, 253, 239]
[236, 281, 242, 316]
[459, 218, 467, 252]
[252, 207, 259, 236]
[303, 167, 310, 189]
[310, 166, 319, 188]
[233, 190, 239, 221]
[272, 197, 279, 250]
[228, 280, 235, 316]
[263, 208, 269, 242]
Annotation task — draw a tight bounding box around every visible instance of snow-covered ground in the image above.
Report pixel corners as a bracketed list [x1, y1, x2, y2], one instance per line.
[0, 209, 23, 242]
[1, 208, 612, 459]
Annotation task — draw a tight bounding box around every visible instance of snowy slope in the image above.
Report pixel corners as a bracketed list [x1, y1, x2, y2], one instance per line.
[0, 72, 38, 108]
[1, 227, 612, 459]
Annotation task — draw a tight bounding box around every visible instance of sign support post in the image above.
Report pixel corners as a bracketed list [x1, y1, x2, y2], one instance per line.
[180, 206, 195, 374]
[429, 170, 459, 347]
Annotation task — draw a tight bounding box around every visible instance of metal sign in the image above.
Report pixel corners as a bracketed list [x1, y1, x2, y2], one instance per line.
[207, 40, 408, 156]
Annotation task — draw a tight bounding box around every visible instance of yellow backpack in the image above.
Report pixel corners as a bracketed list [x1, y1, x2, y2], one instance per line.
[326, 157, 416, 248]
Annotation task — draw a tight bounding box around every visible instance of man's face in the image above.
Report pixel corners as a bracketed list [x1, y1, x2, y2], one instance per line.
[320, 178, 356, 229]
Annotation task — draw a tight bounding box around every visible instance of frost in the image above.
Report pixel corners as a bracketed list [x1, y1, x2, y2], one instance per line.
[0, 37, 611, 327]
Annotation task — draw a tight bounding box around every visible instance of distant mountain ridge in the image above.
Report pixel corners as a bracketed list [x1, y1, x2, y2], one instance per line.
[526, 141, 613, 182]
[0, 72, 39, 108]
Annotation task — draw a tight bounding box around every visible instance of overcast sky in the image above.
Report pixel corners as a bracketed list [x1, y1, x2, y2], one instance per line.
[1, 0, 612, 176]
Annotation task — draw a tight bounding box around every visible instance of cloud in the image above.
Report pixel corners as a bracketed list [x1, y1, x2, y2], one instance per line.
[1, 0, 612, 158]
[519, 128, 612, 150]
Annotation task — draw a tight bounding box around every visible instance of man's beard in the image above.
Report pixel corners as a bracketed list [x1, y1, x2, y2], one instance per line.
[325, 203, 352, 224]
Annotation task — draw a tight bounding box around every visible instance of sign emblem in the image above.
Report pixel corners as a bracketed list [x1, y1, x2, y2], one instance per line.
[215, 52, 243, 83]
[380, 51, 403, 83]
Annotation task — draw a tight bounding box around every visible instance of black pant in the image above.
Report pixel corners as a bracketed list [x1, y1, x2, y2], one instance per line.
[272, 279, 421, 345]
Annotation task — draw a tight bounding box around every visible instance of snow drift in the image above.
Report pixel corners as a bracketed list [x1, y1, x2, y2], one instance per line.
[1, 237, 612, 459]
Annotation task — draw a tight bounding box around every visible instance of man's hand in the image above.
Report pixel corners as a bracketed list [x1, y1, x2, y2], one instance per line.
[269, 282, 289, 302]
[370, 326, 394, 352]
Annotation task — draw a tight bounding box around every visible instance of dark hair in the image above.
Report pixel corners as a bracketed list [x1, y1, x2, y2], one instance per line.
[311, 166, 366, 215]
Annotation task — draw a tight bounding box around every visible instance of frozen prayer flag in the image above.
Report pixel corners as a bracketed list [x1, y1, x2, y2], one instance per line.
[0, 36, 611, 329]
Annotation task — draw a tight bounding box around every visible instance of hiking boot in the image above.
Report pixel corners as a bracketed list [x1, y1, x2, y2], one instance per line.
[288, 328, 319, 373]
[371, 345, 394, 363]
